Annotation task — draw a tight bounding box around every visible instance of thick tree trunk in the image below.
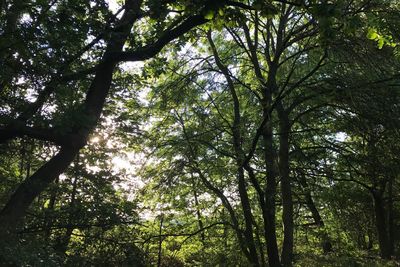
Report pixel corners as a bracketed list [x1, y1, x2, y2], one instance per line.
[263, 118, 281, 267]
[0, 146, 80, 237]
[277, 104, 294, 267]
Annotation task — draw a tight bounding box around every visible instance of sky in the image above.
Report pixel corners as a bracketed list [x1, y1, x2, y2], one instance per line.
[105, 0, 120, 14]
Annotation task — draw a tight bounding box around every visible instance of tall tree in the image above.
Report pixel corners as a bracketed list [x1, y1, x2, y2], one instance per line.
[0, 0, 252, 236]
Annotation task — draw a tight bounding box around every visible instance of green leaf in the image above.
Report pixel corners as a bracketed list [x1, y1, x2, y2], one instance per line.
[377, 38, 384, 49]
[367, 28, 378, 40]
[43, 199, 50, 209]
[204, 10, 215, 20]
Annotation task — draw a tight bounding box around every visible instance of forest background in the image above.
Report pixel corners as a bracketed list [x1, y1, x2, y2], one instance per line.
[0, 0, 399, 266]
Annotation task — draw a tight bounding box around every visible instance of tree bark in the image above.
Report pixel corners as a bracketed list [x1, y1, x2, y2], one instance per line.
[387, 177, 395, 256]
[263, 118, 281, 267]
[373, 191, 391, 259]
[238, 167, 260, 267]
[261, 65, 281, 266]
[277, 103, 294, 267]
[0, 146, 80, 237]
[208, 31, 260, 266]
[299, 172, 332, 253]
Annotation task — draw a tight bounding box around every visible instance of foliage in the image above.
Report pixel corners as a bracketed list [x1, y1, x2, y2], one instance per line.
[0, 0, 399, 266]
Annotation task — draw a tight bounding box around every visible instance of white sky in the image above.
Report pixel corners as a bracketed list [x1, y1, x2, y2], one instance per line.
[105, 0, 120, 14]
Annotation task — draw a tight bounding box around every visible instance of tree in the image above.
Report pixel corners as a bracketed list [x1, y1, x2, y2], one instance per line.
[1, 0, 400, 265]
[0, 0, 252, 236]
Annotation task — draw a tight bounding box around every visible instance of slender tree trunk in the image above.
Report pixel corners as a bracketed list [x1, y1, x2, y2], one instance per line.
[191, 165, 252, 263]
[299, 172, 332, 253]
[207, 32, 260, 266]
[277, 104, 294, 267]
[387, 177, 395, 256]
[238, 167, 260, 267]
[253, 218, 267, 267]
[373, 191, 391, 259]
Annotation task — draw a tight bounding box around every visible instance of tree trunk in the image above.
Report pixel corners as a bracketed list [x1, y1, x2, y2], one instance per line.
[306, 192, 332, 254]
[191, 162, 253, 262]
[373, 192, 391, 259]
[387, 177, 395, 256]
[238, 167, 260, 267]
[308, 191, 332, 253]
[263, 118, 281, 267]
[208, 32, 260, 266]
[299, 172, 332, 253]
[253, 220, 267, 267]
[0, 146, 80, 237]
[277, 104, 294, 267]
